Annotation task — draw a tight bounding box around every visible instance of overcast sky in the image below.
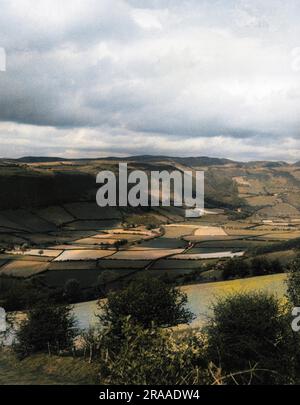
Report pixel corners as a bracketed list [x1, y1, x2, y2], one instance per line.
[0, 0, 300, 161]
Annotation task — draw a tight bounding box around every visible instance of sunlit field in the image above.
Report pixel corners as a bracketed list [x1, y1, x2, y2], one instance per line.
[72, 273, 287, 330]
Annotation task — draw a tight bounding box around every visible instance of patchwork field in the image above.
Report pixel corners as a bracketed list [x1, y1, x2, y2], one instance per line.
[0, 260, 49, 277]
[34, 206, 75, 226]
[170, 251, 244, 260]
[6, 249, 63, 258]
[163, 224, 198, 238]
[0, 209, 297, 287]
[1, 157, 300, 312]
[2, 155, 300, 342]
[136, 237, 187, 249]
[194, 226, 227, 236]
[53, 249, 115, 261]
[63, 220, 121, 231]
[63, 202, 122, 220]
[107, 248, 185, 261]
[97, 259, 150, 269]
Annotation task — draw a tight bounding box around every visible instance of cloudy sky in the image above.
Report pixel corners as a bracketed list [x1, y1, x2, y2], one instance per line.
[0, 0, 300, 161]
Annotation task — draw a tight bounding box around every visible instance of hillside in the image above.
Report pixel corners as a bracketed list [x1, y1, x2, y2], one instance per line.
[1, 155, 300, 311]
[1, 156, 300, 220]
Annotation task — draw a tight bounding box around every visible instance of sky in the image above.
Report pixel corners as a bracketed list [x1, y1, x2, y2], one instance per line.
[0, 0, 300, 161]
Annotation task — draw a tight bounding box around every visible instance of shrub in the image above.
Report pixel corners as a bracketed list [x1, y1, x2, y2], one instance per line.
[98, 318, 209, 385]
[222, 258, 249, 280]
[98, 274, 194, 338]
[286, 255, 300, 306]
[250, 257, 271, 276]
[205, 291, 296, 384]
[64, 278, 81, 303]
[14, 301, 77, 358]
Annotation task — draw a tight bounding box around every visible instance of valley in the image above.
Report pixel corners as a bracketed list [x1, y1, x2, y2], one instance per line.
[1, 156, 300, 314]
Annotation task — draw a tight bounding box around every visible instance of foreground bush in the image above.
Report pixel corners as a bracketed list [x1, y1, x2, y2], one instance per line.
[98, 274, 194, 339]
[14, 301, 77, 358]
[98, 318, 211, 385]
[205, 291, 296, 384]
[286, 255, 300, 306]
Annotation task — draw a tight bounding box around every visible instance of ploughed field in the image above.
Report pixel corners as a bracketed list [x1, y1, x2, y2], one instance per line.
[0, 201, 299, 289]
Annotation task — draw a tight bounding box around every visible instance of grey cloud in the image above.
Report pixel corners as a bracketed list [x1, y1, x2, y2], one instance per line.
[0, 0, 300, 159]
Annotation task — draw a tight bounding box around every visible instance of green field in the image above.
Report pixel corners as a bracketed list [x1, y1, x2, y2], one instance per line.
[0, 351, 98, 385]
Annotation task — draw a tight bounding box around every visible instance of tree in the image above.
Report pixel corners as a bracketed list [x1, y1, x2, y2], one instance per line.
[64, 279, 81, 303]
[205, 291, 295, 384]
[271, 259, 283, 274]
[222, 258, 249, 280]
[96, 270, 118, 293]
[19, 243, 28, 254]
[14, 301, 77, 358]
[113, 239, 127, 251]
[98, 274, 194, 336]
[250, 257, 271, 276]
[286, 255, 300, 306]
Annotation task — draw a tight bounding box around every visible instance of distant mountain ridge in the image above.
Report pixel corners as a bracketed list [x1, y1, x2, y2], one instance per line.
[7, 155, 295, 166]
[11, 155, 235, 165]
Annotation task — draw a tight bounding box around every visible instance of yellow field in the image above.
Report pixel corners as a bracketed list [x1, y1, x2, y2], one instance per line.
[182, 273, 287, 327]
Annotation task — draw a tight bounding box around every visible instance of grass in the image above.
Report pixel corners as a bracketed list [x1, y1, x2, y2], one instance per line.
[97, 259, 150, 269]
[64, 219, 121, 231]
[162, 224, 198, 238]
[193, 226, 227, 236]
[44, 268, 102, 287]
[49, 261, 98, 270]
[246, 249, 296, 265]
[188, 246, 244, 253]
[151, 258, 216, 269]
[0, 213, 29, 231]
[124, 213, 167, 226]
[64, 202, 122, 220]
[0, 254, 51, 262]
[181, 273, 287, 327]
[0, 234, 27, 246]
[53, 249, 115, 261]
[195, 239, 274, 249]
[0, 260, 49, 278]
[35, 205, 75, 226]
[245, 195, 278, 206]
[109, 248, 184, 260]
[171, 251, 244, 260]
[3, 209, 56, 232]
[7, 248, 62, 258]
[0, 350, 98, 385]
[66, 273, 288, 332]
[137, 237, 187, 249]
[256, 231, 300, 240]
